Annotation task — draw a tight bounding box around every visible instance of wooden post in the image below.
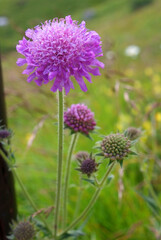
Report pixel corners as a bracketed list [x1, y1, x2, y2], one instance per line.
[0, 53, 17, 239]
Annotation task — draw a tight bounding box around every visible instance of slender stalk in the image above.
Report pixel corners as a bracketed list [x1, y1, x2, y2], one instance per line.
[54, 91, 64, 239]
[63, 133, 78, 228]
[0, 149, 52, 234]
[73, 177, 83, 219]
[59, 161, 116, 236]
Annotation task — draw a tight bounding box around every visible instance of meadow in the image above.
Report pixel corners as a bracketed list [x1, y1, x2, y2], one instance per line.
[1, 0, 161, 239]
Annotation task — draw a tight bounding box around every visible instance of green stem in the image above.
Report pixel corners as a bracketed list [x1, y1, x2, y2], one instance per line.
[0, 149, 52, 234]
[73, 177, 83, 219]
[63, 133, 78, 228]
[59, 161, 116, 236]
[54, 91, 64, 239]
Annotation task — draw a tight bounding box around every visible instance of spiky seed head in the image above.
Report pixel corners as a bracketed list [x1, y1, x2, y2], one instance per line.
[78, 156, 98, 177]
[124, 127, 141, 140]
[75, 151, 89, 162]
[13, 221, 35, 240]
[101, 133, 131, 161]
[0, 129, 11, 139]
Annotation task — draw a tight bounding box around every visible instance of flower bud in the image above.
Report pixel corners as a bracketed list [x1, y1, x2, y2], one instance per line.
[124, 127, 141, 140]
[75, 151, 89, 162]
[76, 153, 98, 177]
[64, 104, 96, 136]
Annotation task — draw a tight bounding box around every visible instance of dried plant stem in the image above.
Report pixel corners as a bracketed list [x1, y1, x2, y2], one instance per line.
[54, 91, 64, 239]
[63, 133, 78, 228]
[60, 161, 116, 236]
[0, 149, 52, 234]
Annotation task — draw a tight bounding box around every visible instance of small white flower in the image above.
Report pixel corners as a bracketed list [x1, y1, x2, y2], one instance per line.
[0, 16, 9, 27]
[105, 51, 116, 60]
[125, 45, 140, 57]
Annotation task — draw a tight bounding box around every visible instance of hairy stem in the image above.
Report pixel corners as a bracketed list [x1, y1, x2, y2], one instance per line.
[60, 161, 116, 236]
[0, 149, 52, 234]
[63, 133, 78, 228]
[54, 91, 64, 239]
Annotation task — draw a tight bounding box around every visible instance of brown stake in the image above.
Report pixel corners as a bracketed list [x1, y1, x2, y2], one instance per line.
[0, 53, 17, 239]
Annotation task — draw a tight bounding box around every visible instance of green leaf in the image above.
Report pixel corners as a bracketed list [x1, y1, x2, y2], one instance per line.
[82, 178, 96, 186]
[95, 152, 104, 156]
[59, 230, 85, 240]
[84, 133, 93, 140]
[129, 150, 138, 155]
[94, 126, 101, 130]
[107, 174, 114, 184]
[7, 234, 14, 240]
[119, 159, 123, 168]
[70, 130, 76, 135]
[108, 159, 113, 166]
[131, 139, 139, 145]
[137, 192, 160, 216]
[33, 219, 52, 237]
[93, 145, 101, 149]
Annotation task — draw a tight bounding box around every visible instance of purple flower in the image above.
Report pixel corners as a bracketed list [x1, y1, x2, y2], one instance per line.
[16, 15, 104, 94]
[64, 104, 96, 135]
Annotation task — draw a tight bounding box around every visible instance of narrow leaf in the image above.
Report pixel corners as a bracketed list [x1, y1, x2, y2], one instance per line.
[95, 152, 104, 156]
[82, 178, 96, 186]
[107, 174, 114, 184]
[129, 150, 138, 156]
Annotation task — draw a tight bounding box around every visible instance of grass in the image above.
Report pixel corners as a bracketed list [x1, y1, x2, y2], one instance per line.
[1, 0, 161, 239]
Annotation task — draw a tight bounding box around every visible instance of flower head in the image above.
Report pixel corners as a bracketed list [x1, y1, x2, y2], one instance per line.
[16, 15, 104, 94]
[124, 127, 141, 140]
[13, 221, 35, 240]
[101, 133, 131, 161]
[76, 153, 98, 177]
[64, 104, 96, 135]
[0, 129, 11, 140]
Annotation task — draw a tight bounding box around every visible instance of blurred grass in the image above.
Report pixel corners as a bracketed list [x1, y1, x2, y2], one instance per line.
[1, 0, 161, 239]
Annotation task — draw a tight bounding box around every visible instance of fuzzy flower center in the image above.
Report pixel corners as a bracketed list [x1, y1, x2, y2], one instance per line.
[28, 21, 85, 68]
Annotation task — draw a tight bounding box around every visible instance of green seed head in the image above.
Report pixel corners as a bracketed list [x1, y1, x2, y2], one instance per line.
[101, 133, 131, 161]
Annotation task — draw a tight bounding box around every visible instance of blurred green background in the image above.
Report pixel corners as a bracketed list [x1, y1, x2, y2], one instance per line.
[1, 0, 161, 239]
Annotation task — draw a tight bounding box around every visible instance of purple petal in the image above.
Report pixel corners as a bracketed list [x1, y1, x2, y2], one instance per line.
[92, 59, 104, 68]
[23, 66, 35, 74]
[51, 76, 62, 92]
[25, 29, 34, 38]
[48, 71, 57, 80]
[86, 67, 100, 76]
[27, 72, 36, 82]
[75, 74, 88, 92]
[16, 58, 27, 66]
[65, 15, 73, 24]
[81, 69, 92, 83]
[35, 77, 43, 86]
